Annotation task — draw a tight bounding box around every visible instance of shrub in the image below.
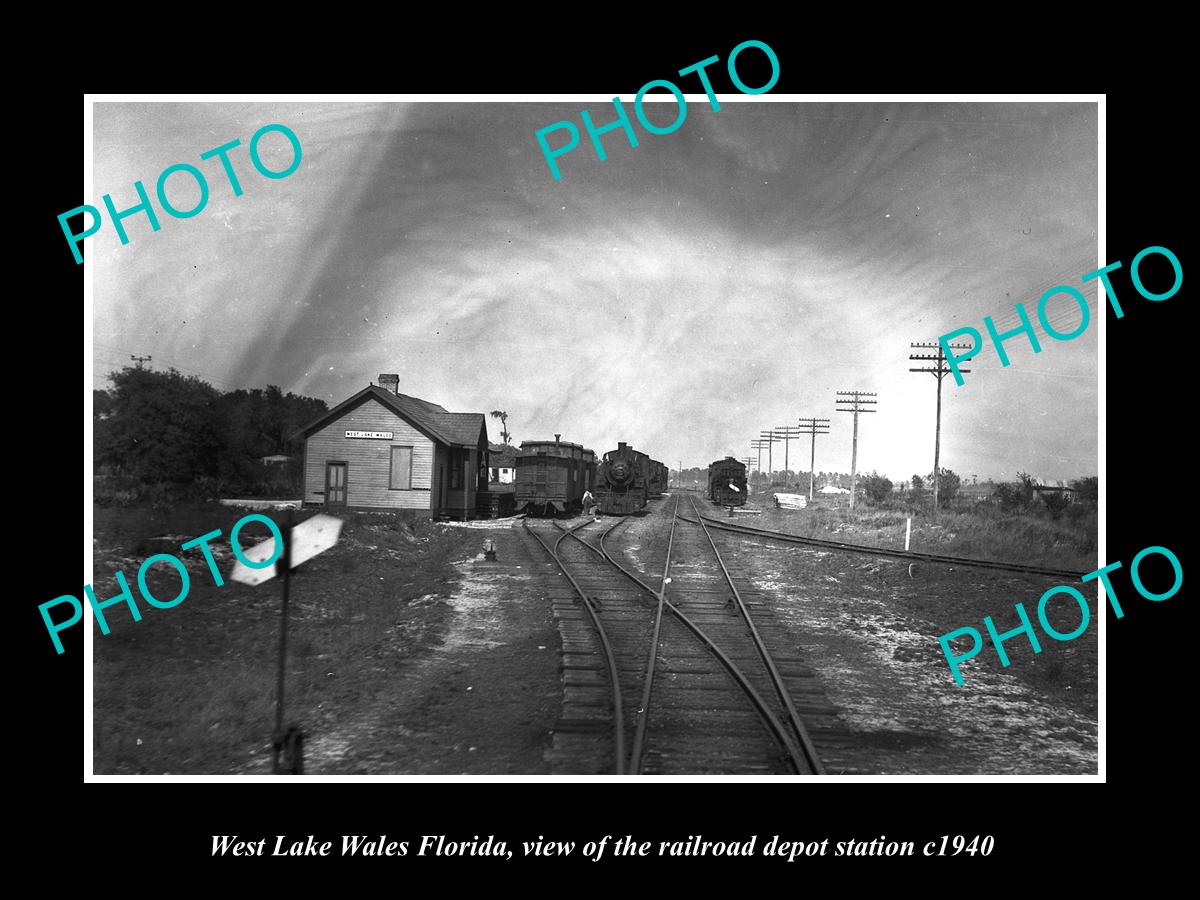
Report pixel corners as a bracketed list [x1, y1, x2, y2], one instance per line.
[860, 473, 893, 504]
[927, 468, 961, 508]
[1041, 491, 1071, 519]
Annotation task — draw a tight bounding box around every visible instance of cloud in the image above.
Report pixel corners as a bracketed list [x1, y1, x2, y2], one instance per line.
[93, 100, 1098, 481]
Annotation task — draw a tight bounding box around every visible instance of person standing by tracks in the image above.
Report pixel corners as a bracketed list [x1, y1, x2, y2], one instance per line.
[582, 488, 595, 518]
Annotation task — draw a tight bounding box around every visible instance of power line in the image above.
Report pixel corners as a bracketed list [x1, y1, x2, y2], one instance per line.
[773, 424, 804, 478]
[835, 391, 877, 511]
[92, 340, 243, 390]
[796, 417, 831, 500]
[910, 342, 971, 516]
[750, 439, 770, 475]
[759, 429, 785, 483]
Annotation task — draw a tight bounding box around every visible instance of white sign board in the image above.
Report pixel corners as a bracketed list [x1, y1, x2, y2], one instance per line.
[346, 430, 393, 439]
[230, 514, 344, 586]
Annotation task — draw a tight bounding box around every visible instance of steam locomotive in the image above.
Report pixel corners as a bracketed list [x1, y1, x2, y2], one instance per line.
[708, 457, 747, 506]
[595, 442, 665, 514]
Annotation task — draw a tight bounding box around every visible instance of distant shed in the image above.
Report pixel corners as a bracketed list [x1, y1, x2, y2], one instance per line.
[488, 442, 518, 486]
[299, 377, 487, 519]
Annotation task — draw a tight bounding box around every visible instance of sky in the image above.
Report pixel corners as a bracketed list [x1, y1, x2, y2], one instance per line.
[92, 99, 1098, 482]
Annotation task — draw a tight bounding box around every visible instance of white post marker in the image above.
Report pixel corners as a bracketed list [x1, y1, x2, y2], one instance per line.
[905, 517, 912, 551]
[230, 513, 344, 584]
[228, 511, 343, 775]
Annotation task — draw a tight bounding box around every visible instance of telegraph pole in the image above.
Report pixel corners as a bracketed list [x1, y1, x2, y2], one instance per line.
[750, 439, 767, 474]
[909, 342, 972, 515]
[796, 417, 830, 500]
[774, 425, 803, 483]
[835, 391, 877, 510]
[759, 430, 781, 485]
[130, 354, 152, 369]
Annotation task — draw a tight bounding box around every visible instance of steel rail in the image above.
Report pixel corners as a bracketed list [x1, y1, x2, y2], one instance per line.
[628, 499, 677, 774]
[687, 496, 825, 774]
[683, 514, 1082, 580]
[561, 507, 812, 774]
[523, 519, 627, 775]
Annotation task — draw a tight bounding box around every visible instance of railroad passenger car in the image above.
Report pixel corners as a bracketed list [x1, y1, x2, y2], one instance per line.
[595, 442, 648, 514]
[708, 457, 748, 506]
[514, 436, 596, 515]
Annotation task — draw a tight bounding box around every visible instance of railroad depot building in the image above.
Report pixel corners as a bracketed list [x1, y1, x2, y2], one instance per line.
[299, 374, 488, 518]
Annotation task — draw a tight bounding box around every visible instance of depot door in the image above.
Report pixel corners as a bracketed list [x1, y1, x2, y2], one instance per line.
[325, 462, 347, 508]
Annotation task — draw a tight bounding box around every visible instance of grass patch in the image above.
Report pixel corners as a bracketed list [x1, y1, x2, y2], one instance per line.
[745, 498, 1096, 573]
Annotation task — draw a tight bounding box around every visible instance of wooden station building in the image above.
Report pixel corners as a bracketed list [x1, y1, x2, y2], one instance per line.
[300, 374, 488, 519]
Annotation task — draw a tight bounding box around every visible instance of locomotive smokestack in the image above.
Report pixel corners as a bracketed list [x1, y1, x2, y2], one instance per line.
[618, 442, 628, 451]
[555, 433, 560, 443]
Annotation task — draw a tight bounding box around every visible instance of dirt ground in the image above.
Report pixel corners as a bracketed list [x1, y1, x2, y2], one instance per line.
[92, 506, 561, 775]
[92, 496, 1097, 776]
[621, 494, 1096, 775]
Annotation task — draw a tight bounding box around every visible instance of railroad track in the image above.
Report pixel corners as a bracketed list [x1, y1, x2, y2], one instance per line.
[525, 497, 843, 775]
[681, 512, 1082, 580]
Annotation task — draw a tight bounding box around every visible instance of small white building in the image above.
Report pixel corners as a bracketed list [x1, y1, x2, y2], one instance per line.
[818, 484, 850, 495]
[488, 442, 517, 485]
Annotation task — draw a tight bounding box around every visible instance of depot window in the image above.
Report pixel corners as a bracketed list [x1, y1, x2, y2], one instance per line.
[389, 446, 413, 490]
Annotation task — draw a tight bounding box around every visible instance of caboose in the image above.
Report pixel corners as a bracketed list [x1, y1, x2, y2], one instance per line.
[595, 442, 648, 515]
[708, 457, 748, 506]
[514, 436, 596, 515]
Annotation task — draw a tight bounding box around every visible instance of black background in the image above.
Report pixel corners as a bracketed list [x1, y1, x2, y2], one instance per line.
[25, 24, 1188, 883]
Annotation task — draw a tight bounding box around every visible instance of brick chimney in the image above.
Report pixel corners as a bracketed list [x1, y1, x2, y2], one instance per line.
[378, 374, 399, 394]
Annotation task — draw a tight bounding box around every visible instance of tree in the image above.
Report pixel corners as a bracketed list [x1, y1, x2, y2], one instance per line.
[490, 409, 511, 444]
[993, 472, 1037, 513]
[928, 467, 961, 508]
[911, 474, 924, 490]
[1016, 471, 1037, 502]
[93, 389, 114, 421]
[860, 472, 893, 504]
[95, 366, 223, 484]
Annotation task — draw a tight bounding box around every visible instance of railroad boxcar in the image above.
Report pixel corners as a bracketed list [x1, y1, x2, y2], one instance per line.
[514, 436, 596, 515]
[633, 450, 663, 500]
[646, 458, 665, 498]
[708, 457, 748, 506]
[595, 442, 648, 514]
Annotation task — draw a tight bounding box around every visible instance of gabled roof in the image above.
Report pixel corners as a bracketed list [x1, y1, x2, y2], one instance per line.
[488, 442, 518, 464]
[299, 385, 486, 448]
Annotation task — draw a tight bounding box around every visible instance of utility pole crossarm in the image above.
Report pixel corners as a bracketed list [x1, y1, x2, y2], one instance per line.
[796, 416, 830, 501]
[834, 391, 877, 509]
[909, 341, 968, 516]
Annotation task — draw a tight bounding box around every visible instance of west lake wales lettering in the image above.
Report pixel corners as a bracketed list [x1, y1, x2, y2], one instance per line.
[212, 835, 512, 858]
